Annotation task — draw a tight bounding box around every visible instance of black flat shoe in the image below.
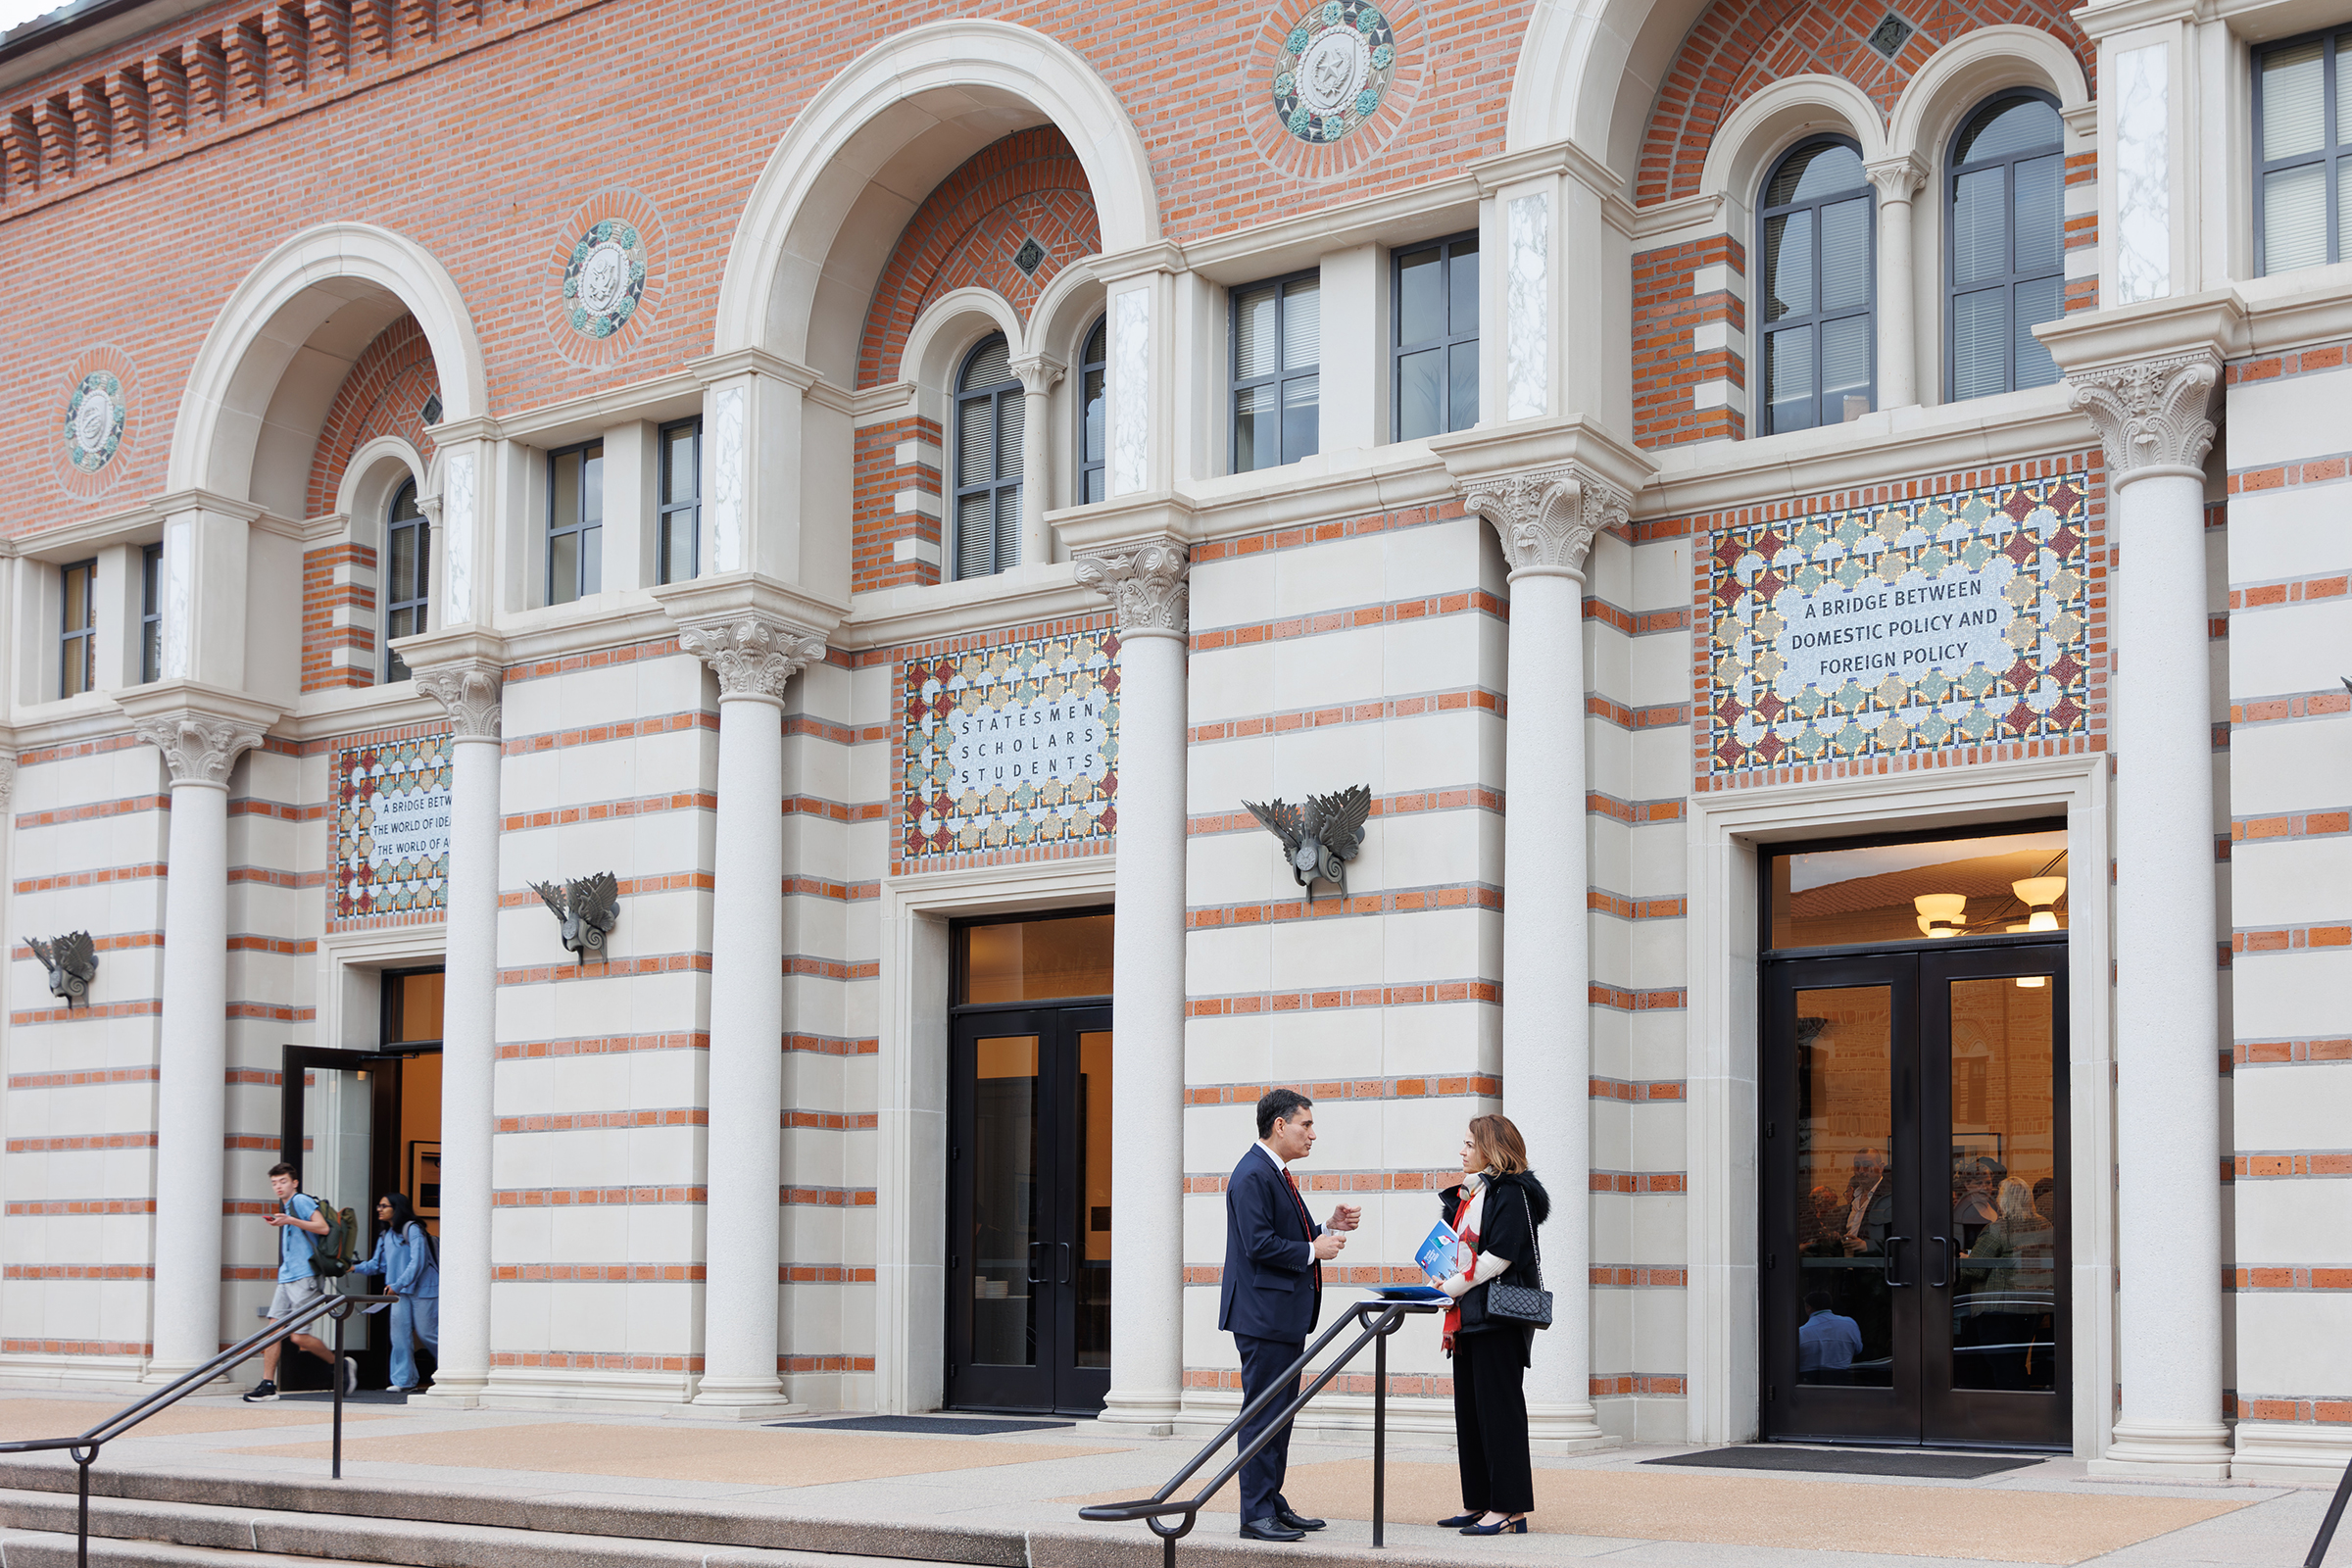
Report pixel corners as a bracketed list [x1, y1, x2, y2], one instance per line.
[1275, 1510, 1325, 1532]
[1460, 1518, 1528, 1536]
[1438, 1514, 1481, 1529]
[1241, 1518, 1305, 1543]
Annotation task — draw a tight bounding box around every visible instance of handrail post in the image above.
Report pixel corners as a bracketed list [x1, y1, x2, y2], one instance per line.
[74, 1445, 93, 1568]
[330, 1301, 347, 1481]
[1372, 1309, 1388, 1548]
[2307, 1450, 2352, 1566]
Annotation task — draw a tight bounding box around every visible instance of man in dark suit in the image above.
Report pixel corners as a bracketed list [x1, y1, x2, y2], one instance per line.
[1219, 1088, 1359, 1543]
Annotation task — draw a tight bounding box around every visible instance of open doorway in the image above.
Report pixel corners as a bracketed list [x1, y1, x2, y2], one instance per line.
[276, 966, 442, 1392]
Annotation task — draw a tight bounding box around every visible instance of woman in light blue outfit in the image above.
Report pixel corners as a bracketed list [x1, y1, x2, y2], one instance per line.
[350, 1192, 438, 1392]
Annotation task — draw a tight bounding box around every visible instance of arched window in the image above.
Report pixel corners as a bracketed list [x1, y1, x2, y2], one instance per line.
[1758, 138, 1875, 435]
[1946, 91, 2065, 400]
[1078, 316, 1107, 506]
[384, 477, 429, 683]
[954, 334, 1022, 580]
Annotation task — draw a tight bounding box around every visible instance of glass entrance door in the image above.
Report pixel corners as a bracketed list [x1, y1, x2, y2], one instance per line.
[947, 1007, 1112, 1412]
[1762, 945, 2068, 1447]
[278, 1047, 395, 1386]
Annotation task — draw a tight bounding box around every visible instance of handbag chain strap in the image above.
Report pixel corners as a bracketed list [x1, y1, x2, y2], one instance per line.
[1519, 1184, 1543, 1288]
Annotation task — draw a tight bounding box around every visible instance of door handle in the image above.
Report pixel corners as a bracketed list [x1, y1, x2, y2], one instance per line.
[1885, 1236, 1912, 1287]
[1058, 1242, 1071, 1285]
[1025, 1242, 1044, 1285]
[1930, 1236, 1951, 1289]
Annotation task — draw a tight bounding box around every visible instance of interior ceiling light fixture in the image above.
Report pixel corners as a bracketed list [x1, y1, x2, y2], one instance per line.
[1914, 893, 1967, 939]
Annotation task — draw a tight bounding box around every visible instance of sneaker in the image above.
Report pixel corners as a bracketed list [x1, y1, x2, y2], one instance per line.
[339, 1356, 359, 1396]
[241, 1380, 278, 1402]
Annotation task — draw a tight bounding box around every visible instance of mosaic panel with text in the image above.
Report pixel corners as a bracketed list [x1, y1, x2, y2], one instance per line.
[331, 732, 453, 920]
[1705, 474, 2091, 777]
[902, 627, 1120, 858]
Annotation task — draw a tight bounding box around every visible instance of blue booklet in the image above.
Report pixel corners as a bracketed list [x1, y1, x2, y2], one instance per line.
[1415, 1219, 1463, 1282]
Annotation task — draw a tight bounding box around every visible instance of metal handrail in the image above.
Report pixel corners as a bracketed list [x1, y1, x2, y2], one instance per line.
[1080, 1298, 1443, 1567]
[0, 1286, 394, 1568]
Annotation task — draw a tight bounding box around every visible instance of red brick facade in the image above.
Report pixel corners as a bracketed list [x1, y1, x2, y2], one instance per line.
[854, 127, 1099, 388]
[1632, 234, 1746, 448]
[305, 314, 438, 520]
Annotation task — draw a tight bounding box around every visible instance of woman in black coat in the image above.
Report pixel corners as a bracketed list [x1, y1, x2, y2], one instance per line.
[1435, 1113, 1548, 1536]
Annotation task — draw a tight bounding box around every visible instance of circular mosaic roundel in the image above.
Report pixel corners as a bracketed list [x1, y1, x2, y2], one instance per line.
[64, 370, 124, 473]
[562, 219, 649, 339]
[1272, 0, 1396, 144]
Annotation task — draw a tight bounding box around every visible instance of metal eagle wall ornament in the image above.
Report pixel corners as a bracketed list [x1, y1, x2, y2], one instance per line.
[1242, 786, 1372, 906]
[24, 931, 97, 1004]
[528, 872, 619, 964]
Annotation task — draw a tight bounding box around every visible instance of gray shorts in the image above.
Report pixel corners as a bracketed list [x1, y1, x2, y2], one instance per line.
[265, 1275, 327, 1321]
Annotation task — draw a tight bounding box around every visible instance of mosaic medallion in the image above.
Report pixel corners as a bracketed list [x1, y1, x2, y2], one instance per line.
[64, 370, 124, 473]
[901, 627, 1119, 862]
[545, 189, 667, 368]
[1272, 0, 1396, 144]
[562, 219, 648, 339]
[1701, 475, 2094, 777]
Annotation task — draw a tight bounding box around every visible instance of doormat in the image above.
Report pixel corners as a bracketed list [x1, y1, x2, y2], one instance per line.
[772, 1414, 1075, 1437]
[280, 1390, 414, 1406]
[1644, 1446, 2044, 1479]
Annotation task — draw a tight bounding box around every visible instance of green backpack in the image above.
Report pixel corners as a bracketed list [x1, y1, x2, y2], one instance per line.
[296, 1199, 360, 1279]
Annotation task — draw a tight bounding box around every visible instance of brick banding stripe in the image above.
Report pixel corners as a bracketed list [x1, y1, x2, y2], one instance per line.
[495, 1109, 708, 1133]
[1191, 588, 1506, 653]
[502, 792, 716, 832]
[13, 793, 169, 829]
[1183, 1170, 1453, 1195]
[783, 1265, 877, 1282]
[2, 1340, 153, 1356]
[1188, 688, 1504, 746]
[1590, 985, 1689, 1012]
[2233, 923, 2352, 955]
[1187, 980, 1499, 1017]
[497, 955, 712, 986]
[2234, 1394, 2352, 1422]
[2231, 1267, 2352, 1290]
[1187, 883, 1502, 929]
[1191, 786, 1502, 837]
[780, 1187, 877, 1207]
[2232, 811, 2351, 845]
[1184, 1368, 1457, 1397]
[2234, 1152, 2352, 1178]
[16, 861, 167, 894]
[4, 1265, 152, 1280]
[1589, 890, 1688, 920]
[6, 1199, 157, 1215]
[1591, 1170, 1688, 1194]
[2230, 340, 2352, 385]
[2232, 689, 2352, 728]
[497, 1032, 709, 1060]
[2227, 460, 2352, 497]
[1590, 1078, 1687, 1102]
[1592, 1373, 1687, 1396]
[492, 1264, 708, 1282]
[502, 710, 715, 758]
[1186, 1075, 1501, 1106]
[494, 1187, 707, 1207]
[783, 1109, 878, 1130]
[1187, 502, 1466, 568]
[2227, 572, 2351, 608]
[2235, 1039, 2352, 1066]
[8, 1066, 162, 1089]
[1591, 1266, 1689, 1287]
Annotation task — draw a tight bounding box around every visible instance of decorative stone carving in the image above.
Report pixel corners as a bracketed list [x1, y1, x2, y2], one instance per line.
[2066, 351, 2220, 477]
[1010, 354, 1066, 397]
[414, 661, 505, 740]
[1865, 154, 1928, 202]
[132, 712, 265, 788]
[1074, 540, 1191, 635]
[677, 615, 828, 702]
[25, 932, 96, 1004]
[0, 756, 18, 810]
[1457, 466, 1631, 577]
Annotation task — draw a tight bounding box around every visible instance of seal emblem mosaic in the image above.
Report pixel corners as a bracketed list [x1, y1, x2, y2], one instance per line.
[1272, 0, 1396, 143]
[64, 370, 123, 473]
[561, 219, 648, 339]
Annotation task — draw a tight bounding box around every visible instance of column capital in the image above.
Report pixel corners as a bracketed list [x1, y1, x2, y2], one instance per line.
[1010, 354, 1066, 396]
[414, 660, 506, 741]
[1074, 538, 1190, 638]
[2065, 349, 2221, 481]
[115, 683, 280, 788]
[1458, 464, 1631, 579]
[131, 711, 266, 788]
[677, 614, 829, 702]
[1865, 153, 1928, 200]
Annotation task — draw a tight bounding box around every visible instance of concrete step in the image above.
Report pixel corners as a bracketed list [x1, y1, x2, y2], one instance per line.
[0, 1529, 396, 1568]
[0, 1488, 885, 1568]
[0, 1459, 1521, 1568]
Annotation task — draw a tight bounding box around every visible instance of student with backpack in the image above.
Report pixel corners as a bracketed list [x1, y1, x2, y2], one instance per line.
[244, 1162, 358, 1401]
[349, 1192, 439, 1393]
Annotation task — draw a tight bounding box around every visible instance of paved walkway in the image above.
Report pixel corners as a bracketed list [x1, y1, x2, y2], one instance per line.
[0, 1391, 2333, 1568]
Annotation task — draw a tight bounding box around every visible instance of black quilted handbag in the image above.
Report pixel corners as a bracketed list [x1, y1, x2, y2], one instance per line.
[1482, 1187, 1553, 1329]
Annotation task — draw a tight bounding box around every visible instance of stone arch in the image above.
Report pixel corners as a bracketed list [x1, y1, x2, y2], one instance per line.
[1886, 24, 2090, 166]
[856, 126, 1102, 389]
[170, 222, 484, 511]
[1635, 0, 2091, 208]
[710, 19, 1157, 377]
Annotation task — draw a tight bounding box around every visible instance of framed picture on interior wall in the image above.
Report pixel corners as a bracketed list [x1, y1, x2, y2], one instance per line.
[408, 1141, 442, 1218]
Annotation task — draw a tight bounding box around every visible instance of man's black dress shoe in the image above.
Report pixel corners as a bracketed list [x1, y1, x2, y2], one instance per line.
[1241, 1518, 1305, 1543]
[1276, 1510, 1326, 1532]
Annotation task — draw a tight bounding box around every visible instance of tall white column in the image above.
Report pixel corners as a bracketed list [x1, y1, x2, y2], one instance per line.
[1076, 540, 1190, 1432]
[1868, 157, 1927, 411]
[1011, 355, 1065, 570]
[676, 613, 825, 1416]
[412, 660, 504, 1404]
[1460, 466, 1627, 1447]
[132, 709, 265, 1380]
[2070, 350, 2230, 1477]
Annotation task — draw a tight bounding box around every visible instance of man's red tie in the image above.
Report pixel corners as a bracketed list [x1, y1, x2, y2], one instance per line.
[1283, 1166, 1324, 1306]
